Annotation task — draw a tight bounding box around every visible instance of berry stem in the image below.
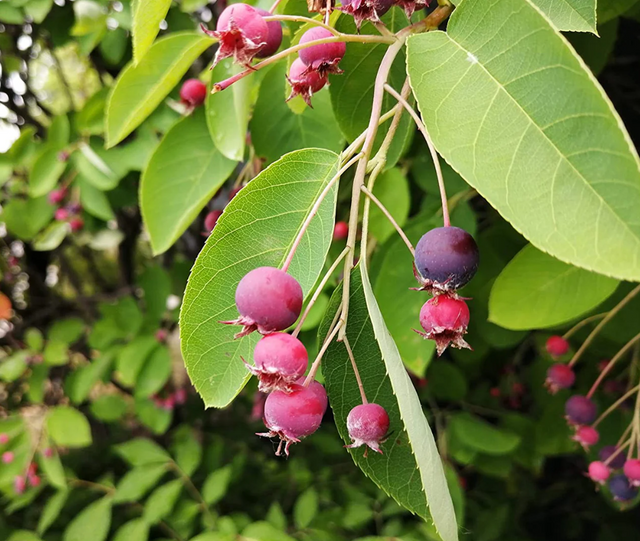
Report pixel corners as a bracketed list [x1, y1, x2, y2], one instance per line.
[628, 387, 640, 459]
[592, 384, 640, 428]
[342, 104, 402, 162]
[343, 335, 368, 404]
[568, 284, 640, 368]
[262, 15, 340, 34]
[268, 0, 282, 13]
[586, 332, 640, 399]
[281, 153, 363, 274]
[562, 312, 608, 340]
[361, 185, 414, 256]
[383, 83, 450, 227]
[603, 439, 631, 467]
[304, 320, 343, 386]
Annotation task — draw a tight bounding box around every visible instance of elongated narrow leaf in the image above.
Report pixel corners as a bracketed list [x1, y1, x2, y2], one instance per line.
[180, 149, 340, 407]
[321, 268, 457, 541]
[132, 0, 172, 64]
[407, 0, 640, 282]
[106, 32, 212, 147]
[531, 0, 597, 32]
[489, 244, 619, 330]
[140, 108, 236, 254]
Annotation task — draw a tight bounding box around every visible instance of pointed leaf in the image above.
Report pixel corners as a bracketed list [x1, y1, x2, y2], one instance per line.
[29, 148, 66, 197]
[32, 221, 68, 251]
[202, 465, 232, 505]
[46, 406, 92, 448]
[113, 519, 149, 541]
[113, 464, 167, 503]
[114, 438, 171, 467]
[37, 489, 69, 535]
[531, 0, 597, 32]
[63, 496, 112, 541]
[449, 413, 521, 455]
[132, 0, 172, 64]
[144, 480, 183, 524]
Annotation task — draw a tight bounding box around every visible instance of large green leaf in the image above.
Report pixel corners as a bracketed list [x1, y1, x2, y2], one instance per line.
[407, 0, 640, 282]
[531, 0, 596, 32]
[321, 268, 457, 540]
[489, 244, 619, 330]
[180, 149, 340, 407]
[140, 108, 236, 254]
[106, 32, 212, 147]
[132, 0, 172, 64]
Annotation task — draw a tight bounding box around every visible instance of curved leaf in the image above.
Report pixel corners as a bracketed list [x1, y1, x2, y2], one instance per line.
[63, 496, 112, 541]
[407, 0, 640, 281]
[180, 149, 340, 407]
[531, 0, 596, 32]
[30, 148, 66, 197]
[132, 0, 172, 64]
[449, 413, 521, 455]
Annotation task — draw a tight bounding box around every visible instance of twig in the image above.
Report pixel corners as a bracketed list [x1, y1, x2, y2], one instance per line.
[263, 15, 339, 33]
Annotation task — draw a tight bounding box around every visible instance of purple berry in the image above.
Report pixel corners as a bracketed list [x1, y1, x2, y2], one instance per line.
[341, 0, 393, 29]
[254, 8, 283, 58]
[565, 395, 597, 425]
[416, 295, 470, 356]
[600, 445, 626, 470]
[180, 78, 207, 107]
[346, 403, 390, 455]
[286, 58, 327, 107]
[546, 335, 570, 357]
[298, 27, 346, 75]
[588, 461, 610, 484]
[247, 332, 309, 392]
[222, 267, 303, 338]
[545, 363, 575, 394]
[609, 474, 638, 502]
[573, 425, 599, 448]
[414, 227, 479, 292]
[624, 459, 640, 486]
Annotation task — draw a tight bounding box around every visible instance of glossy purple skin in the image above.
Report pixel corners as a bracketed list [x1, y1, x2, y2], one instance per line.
[609, 474, 638, 501]
[564, 395, 597, 425]
[254, 8, 283, 57]
[298, 27, 346, 68]
[414, 226, 479, 290]
[288, 58, 327, 93]
[254, 333, 308, 379]
[263, 382, 327, 439]
[347, 403, 389, 442]
[600, 445, 626, 470]
[216, 3, 269, 44]
[235, 267, 303, 332]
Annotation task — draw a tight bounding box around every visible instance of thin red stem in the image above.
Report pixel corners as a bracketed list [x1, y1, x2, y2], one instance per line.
[343, 335, 368, 404]
[304, 321, 342, 386]
[593, 384, 640, 427]
[587, 332, 640, 398]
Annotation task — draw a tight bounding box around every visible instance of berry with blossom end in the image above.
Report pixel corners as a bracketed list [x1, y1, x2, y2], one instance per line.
[545, 363, 575, 394]
[258, 380, 327, 456]
[286, 58, 327, 107]
[247, 332, 308, 393]
[600, 445, 626, 469]
[204, 210, 223, 234]
[546, 335, 570, 357]
[254, 8, 283, 58]
[588, 461, 610, 484]
[0, 433, 8, 444]
[48, 188, 67, 205]
[624, 459, 640, 486]
[205, 4, 269, 67]
[2, 451, 14, 464]
[298, 28, 346, 76]
[565, 395, 597, 426]
[180, 79, 207, 108]
[333, 221, 348, 241]
[573, 425, 599, 449]
[416, 295, 470, 355]
[413, 227, 479, 293]
[609, 474, 638, 502]
[14, 476, 26, 495]
[394, 0, 429, 18]
[341, 0, 394, 29]
[346, 403, 390, 455]
[222, 267, 303, 338]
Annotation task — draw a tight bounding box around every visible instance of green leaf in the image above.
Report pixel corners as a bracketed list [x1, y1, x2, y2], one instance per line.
[71, 0, 107, 36]
[406, 0, 640, 282]
[143, 480, 183, 524]
[207, 59, 253, 161]
[113, 464, 167, 503]
[90, 394, 129, 422]
[321, 268, 457, 540]
[202, 465, 233, 505]
[75, 87, 109, 136]
[73, 143, 119, 190]
[43, 340, 69, 366]
[172, 427, 202, 476]
[138, 265, 171, 326]
[243, 522, 295, 541]
[39, 447, 67, 488]
[32, 221, 68, 252]
[106, 32, 212, 147]
[489, 244, 619, 330]
[79, 176, 115, 221]
[0, 3, 25, 23]
[449, 413, 521, 455]
[530, 0, 597, 32]
[3, 196, 54, 240]
[24, 0, 53, 24]
[428, 362, 468, 402]
[46, 406, 92, 448]
[0, 351, 29, 382]
[48, 318, 85, 344]
[37, 489, 69, 535]
[293, 488, 318, 529]
[114, 438, 171, 467]
[113, 519, 149, 541]
[115, 335, 159, 387]
[48, 115, 70, 150]
[25, 328, 44, 352]
[180, 149, 340, 408]
[29, 148, 66, 197]
[368, 167, 410, 244]
[63, 496, 112, 541]
[249, 65, 344, 164]
[598, 0, 640, 23]
[140, 108, 236, 254]
[7, 532, 42, 541]
[67, 351, 114, 404]
[135, 346, 172, 399]
[135, 398, 173, 434]
[132, 0, 172, 64]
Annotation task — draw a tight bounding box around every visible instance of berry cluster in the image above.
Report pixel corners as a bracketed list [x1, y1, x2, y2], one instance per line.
[49, 189, 84, 232]
[1, 434, 43, 494]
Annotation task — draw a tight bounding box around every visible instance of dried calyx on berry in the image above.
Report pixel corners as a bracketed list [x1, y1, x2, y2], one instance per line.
[413, 226, 479, 294]
[546, 335, 570, 357]
[415, 295, 470, 355]
[545, 363, 575, 394]
[346, 403, 390, 456]
[340, 0, 393, 29]
[298, 27, 346, 76]
[254, 8, 283, 58]
[287, 58, 328, 107]
[573, 425, 599, 449]
[221, 266, 303, 338]
[609, 474, 638, 502]
[180, 78, 207, 108]
[565, 395, 597, 426]
[394, 0, 429, 18]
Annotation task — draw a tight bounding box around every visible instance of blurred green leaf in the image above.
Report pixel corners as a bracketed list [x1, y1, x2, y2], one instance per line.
[243, 522, 296, 541]
[112, 519, 149, 541]
[3, 196, 54, 241]
[25, 328, 44, 352]
[172, 427, 202, 476]
[115, 335, 159, 387]
[114, 438, 171, 467]
[294, 488, 319, 529]
[62, 496, 112, 541]
[449, 413, 520, 455]
[29, 148, 67, 197]
[79, 176, 115, 220]
[32, 221, 68, 251]
[428, 362, 468, 402]
[39, 447, 66, 489]
[135, 346, 172, 399]
[48, 319, 85, 345]
[47, 406, 92, 448]
[368, 167, 410, 244]
[37, 489, 69, 535]
[132, 0, 172, 63]
[144, 480, 183, 524]
[43, 341, 69, 366]
[202, 465, 233, 505]
[113, 464, 167, 503]
[90, 394, 128, 422]
[0, 351, 29, 382]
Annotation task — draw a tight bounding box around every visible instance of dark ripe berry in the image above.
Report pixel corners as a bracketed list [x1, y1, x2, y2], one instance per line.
[573, 425, 599, 449]
[414, 226, 479, 293]
[600, 445, 626, 470]
[54, 208, 69, 221]
[565, 395, 597, 425]
[254, 8, 283, 58]
[417, 295, 470, 355]
[624, 459, 640, 486]
[588, 461, 610, 484]
[333, 221, 348, 241]
[286, 58, 327, 107]
[609, 474, 638, 502]
[298, 27, 346, 75]
[69, 217, 84, 232]
[222, 267, 303, 338]
[48, 188, 67, 205]
[208, 4, 269, 66]
[341, 0, 393, 29]
[247, 332, 309, 393]
[258, 381, 327, 456]
[545, 363, 575, 394]
[67, 202, 82, 214]
[204, 210, 223, 234]
[546, 335, 570, 357]
[180, 78, 207, 107]
[346, 403, 390, 455]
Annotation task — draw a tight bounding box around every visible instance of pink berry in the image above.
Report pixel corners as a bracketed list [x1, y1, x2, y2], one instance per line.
[0, 433, 8, 444]
[298, 27, 346, 75]
[174, 388, 187, 405]
[341, 0, 394, 29]
[565, 395, 597, 425]
[247, 332, 309, 393]
[155, 329, 168, 342]
[588, 461, 610, 484]
[573, 425, 599, 449]
[207, 4, 269, 67]
[333, 221, 348, 241]
[27, 462, 37, 476]
[55, 208, 69, 221]
[416, 295, 470, 355]
[546, 335, 569, 357]
[222, 267, 303, 338]
[48, 188, 67, 205]
[346, 403, 390, 455]
[258, 381, 327, 456]
[162, 396, 175, 411]
[204, 210, 223, 234]
[2, 451, 14, 464]
[545, 363, 575, 394]
[624, 459, 640, 486]
[286, 58, 328, 107]
[254, 8, 283, 58]
[180, 78, 207, 107]
[69, 217, 84, 232]
[43, 447, 53, 458]
[28, 474, 41, 487]
[14, 475, 26, 494]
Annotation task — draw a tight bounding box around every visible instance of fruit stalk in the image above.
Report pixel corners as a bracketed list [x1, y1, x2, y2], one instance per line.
[586, 332, 640, 398]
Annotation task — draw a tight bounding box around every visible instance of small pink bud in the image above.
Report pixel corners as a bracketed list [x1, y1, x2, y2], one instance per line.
[14, 475, 26, 494]
[54, 208, 69, 221]
[28, 474, 41, 487]
[43, 447, 53, 458]
[174, 388, 187, 405]
[2, 451, 14, 464]
[0, 433, 9, 444]
[162, 396, 175, 411]
[155, 329, 168, 342]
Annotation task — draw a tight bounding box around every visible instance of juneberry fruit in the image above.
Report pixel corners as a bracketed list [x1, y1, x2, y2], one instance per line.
[28, 474, 41, 487]
[258, 380, 327, 456]
[180, 78, 207, 108]
[340, 0, 394, 28]
[573, 425, 599, 449]
[546, 335, 570, 357]
[222, 267, 303, 337]
[69, 217, 84, 232]
[14, 476, 26, 495]
[600, 445, 626, 469]
[565, 395, 597, 425]
[413, 226, 479, 293]
[298, 28, 346, 76]
[286, 58, 327, 107]
[333, 221, 348, 241]
[624, 459, 640, 486]
[55, 208, 69, 221]
[588, 461, 610, 484]
[48, 188, 67, 205]
[204, 210, 223, 234]
[206, 4, 269, 67]
[2, 451, 14, 464]
[416, 295, 470, 355]
[609, 474, 638, 502]
[346, 403, 390, 455]
[247, 332, 309, 392]
[0, 433, 8, 444]
[254, 8, 283, 58]
[545, 363, 575, 394]
[43, 447, 53, 458]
